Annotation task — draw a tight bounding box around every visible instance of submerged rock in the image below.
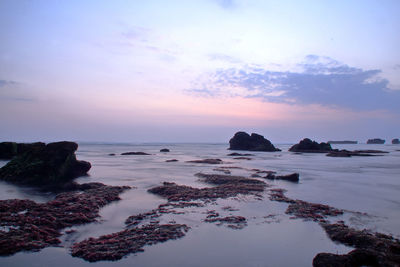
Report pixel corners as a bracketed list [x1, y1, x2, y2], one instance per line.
[227, 152, 254, 156]
[0, 183, 130, 256]
[186, 158, 223, 164]
[268, 188, 343, 222]
[160, 148, 170, 152]
[289, 138, 332, 153]
[0, 142, 45, 160]
[71, 223, 189, 262]
[165, 159, 178, 162]
[229, 132, 281, 152]
[367, 138, 385, 144]
[149, 174, 266, 202]
[0, 141, 91, 187]
[326, 149, 389, 157]
[392, 138, 400, 144]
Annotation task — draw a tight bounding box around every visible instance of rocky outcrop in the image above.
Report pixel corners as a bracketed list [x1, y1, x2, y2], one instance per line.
[229, 132, 280, 152]
[0, 142, 45, 160]
[0, 183, 130, 256]
[367, 138, 385, 144]
[289, 138, 332, 153]
[160, 148, 170, 152]
[313, 222, 400, 267]
[392, 138, 400, 144]
[0, 141, 91, 187]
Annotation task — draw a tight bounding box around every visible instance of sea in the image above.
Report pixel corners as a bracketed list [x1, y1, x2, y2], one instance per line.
[0, 142, 399, 267]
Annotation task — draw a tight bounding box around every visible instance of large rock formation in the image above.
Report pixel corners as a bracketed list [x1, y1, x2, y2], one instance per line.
[289, 138, 332, 153]
[392, 138, 400, 144]
[367, 138, 385, 144]
[228, 132, 280, 152]
[0, 142, 45, 160]
[0, 141, 91, 187]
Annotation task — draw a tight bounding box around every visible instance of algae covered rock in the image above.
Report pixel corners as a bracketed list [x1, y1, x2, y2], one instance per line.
[229, 132, 280, 151]
[0, 141, 91, 186]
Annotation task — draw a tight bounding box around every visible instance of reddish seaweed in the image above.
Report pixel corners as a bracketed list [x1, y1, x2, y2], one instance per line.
[0, 183, 130, 255]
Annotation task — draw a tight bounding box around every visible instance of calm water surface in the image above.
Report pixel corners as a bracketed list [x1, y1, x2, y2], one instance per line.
[1, 142, 399, 266]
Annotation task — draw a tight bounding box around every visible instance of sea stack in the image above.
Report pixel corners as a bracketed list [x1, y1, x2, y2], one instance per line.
[289, 138, 333, 153]
[0, 141, 91, 187]
[392, 138, 400, 144]
[228, 132, 280, 152]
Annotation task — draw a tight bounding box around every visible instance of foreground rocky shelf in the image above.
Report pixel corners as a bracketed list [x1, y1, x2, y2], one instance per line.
[313, 222, 400, 266]
[0, 183, 130, 256]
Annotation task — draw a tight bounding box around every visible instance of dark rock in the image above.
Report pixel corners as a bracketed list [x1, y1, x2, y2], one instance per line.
[0, 142, 45, 160]
[227, 152, 254, 156]
[108, 153, 116, 156]
[121, 152, 150, 155]
[392, 138, 400, 144]
[313, 222, 400, 267]
[160, 148, 170, 152]
[228, 132, 281, 152]
[367, 138, 385, 144]
[0, 141, 91, 187]
[233, 157, 252, 160]
[165, 159, 178, 162]
[265, 173, 299, 183]
[0, 183, 130, 256]
[313, 249, 380, 267]
[186, 158, 223, 164]
[289, 138, 333, 153]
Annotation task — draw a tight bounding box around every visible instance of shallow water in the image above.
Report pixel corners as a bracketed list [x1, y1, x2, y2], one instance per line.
[1, 142, 399, 266]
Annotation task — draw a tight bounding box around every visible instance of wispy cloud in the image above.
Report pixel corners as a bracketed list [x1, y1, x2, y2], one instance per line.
[0, 79, 36, 102]
[187, 55, 400, 111]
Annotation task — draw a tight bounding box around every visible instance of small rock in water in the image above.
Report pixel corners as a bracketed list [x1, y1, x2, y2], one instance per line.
[121, 152, 150, 155]
[160, 148, 170, 152]
[265, 173, 300, 183]
[186, 158, 223, 164]
[165, 159, 178, 162]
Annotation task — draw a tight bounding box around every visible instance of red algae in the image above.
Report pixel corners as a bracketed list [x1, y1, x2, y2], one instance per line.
[0, 183, 130, 256]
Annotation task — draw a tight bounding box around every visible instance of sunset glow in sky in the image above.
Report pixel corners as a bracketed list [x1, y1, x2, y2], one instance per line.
[1, 0, 400, 142]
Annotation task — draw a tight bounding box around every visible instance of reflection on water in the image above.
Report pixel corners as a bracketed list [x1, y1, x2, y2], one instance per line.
[1, 143, 399, 266]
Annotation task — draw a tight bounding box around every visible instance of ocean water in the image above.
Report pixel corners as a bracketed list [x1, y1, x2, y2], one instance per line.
[0, 142, 399, 267]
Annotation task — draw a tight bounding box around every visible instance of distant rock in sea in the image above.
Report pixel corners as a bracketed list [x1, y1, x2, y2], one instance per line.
[228, 131, 280, 152]
[121, 152, 150, 155]
[392, 138, 400, 144]
[367, 138, 385, 144]
[0, 142, 45, 160]
[0, 141, 91, 187]
[160, 148, 170, 152]
[289, 138, 332, 153]
[327, 141, 358, 144]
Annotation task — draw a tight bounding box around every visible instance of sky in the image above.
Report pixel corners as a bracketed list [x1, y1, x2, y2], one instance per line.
[1, 0, 399, 143]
